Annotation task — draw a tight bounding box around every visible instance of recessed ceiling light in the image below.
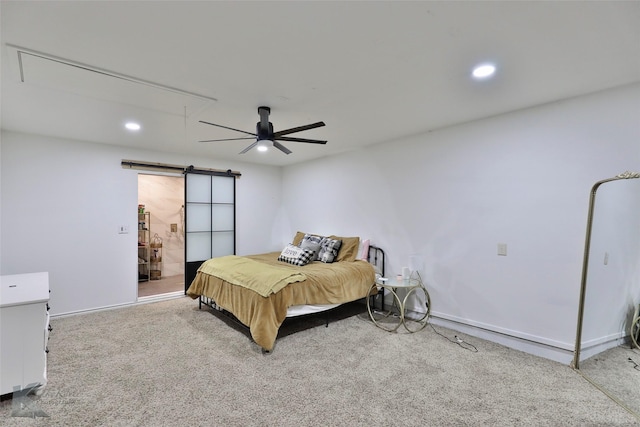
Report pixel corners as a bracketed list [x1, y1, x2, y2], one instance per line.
[472, 63, 497, 80]
[125, 122, 141, 131]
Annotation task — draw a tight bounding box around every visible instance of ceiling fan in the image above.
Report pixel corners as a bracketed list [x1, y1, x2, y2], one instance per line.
[198, 106, 326, 155]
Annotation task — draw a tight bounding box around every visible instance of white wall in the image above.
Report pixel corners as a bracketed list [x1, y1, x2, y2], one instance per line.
[0, 131, 283, 315]
[281, 83, 640, 362]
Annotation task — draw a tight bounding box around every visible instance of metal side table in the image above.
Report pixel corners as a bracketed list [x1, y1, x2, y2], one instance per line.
[367, 271, 431, 333]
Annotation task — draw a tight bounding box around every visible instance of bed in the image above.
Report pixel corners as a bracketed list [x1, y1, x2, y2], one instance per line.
[186, 232, 384, 352]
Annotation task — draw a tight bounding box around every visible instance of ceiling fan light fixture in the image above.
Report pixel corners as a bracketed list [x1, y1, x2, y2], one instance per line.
[257, 139, 272, 152]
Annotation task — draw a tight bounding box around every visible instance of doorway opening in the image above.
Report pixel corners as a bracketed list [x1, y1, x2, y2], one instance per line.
[137, 173, 185, 298]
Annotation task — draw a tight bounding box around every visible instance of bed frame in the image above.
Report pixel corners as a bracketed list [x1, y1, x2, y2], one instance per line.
[366, 245, 385, 310]
[196, 245, 385, 340]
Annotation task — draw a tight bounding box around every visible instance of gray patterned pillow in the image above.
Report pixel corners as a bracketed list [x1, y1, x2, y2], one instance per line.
[317, 237, 342, 263]
[299, 233, 324, 261]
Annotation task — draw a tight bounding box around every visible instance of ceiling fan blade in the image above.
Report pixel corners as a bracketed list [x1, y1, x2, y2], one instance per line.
[273, 141, 292, 155]
[273, 121, 325, 137]
[276, 136, 327, 144]
[239, 141, 258, 154]
[199, 120, 256, 137]
[198, 137, 256, 143]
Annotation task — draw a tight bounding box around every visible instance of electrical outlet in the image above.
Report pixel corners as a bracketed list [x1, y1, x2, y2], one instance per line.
[497, 243, 507, 256]
[171, 223, 178, 232]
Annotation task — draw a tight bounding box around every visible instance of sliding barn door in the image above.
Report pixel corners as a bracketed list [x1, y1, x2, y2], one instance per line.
[184, 172, 236, 292]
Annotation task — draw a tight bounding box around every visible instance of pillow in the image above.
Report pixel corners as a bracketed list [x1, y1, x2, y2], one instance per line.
[292, 231, 323, 246]
[292, 231, 306, 246]
[277, 244, 315, 266]
[330, 235, 360, 262]
[359, 239, 370, 261]
[317, 237, 342, 263]
[299, 233, 324, 261]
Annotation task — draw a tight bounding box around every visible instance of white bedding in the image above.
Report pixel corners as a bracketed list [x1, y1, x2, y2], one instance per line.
[286, 303, 342, 317]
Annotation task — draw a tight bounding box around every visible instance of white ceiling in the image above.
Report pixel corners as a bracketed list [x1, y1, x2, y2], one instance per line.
[1, 1, 639, 167]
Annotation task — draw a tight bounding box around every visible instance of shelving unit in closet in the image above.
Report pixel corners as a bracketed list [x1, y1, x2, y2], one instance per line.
[138, 207, 150, 282]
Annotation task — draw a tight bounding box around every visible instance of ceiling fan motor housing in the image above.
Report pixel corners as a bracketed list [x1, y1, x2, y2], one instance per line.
[256, 121, 274, 141]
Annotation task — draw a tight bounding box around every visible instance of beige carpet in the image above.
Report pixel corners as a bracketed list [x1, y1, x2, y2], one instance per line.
[1, 297, 638, 426]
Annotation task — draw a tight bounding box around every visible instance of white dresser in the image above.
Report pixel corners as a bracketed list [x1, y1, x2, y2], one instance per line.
[0, 272, 50, 396]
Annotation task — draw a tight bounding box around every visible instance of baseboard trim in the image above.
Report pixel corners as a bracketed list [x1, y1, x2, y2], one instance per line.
[51, 292, 185, 318]
[379, 302, 576, 364]
[137, 291, 184, 304]
[428, 314, 575, 365]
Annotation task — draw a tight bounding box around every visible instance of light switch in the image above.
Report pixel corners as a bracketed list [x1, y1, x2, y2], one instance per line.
[497, 243, 507, 256]
[118, 225, 129, 234]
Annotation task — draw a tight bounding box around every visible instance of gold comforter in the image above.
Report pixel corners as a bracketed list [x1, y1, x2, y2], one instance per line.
[186, 252, 376, 351]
